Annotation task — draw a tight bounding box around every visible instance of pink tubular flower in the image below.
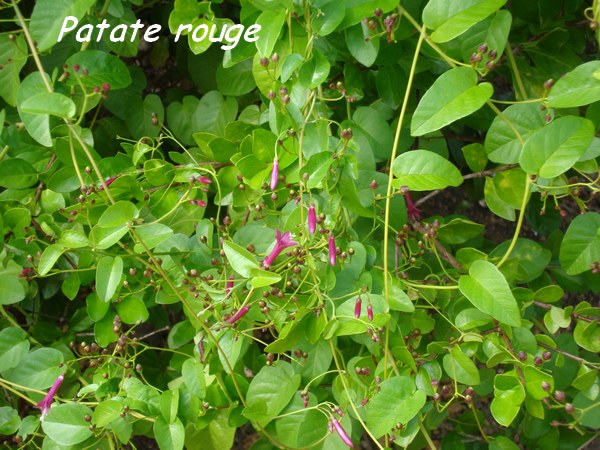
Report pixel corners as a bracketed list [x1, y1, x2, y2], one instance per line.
[197, 176, 212, 185]
[98, 176, 117, 190]
[331, 418, 354, 449]
[328, 234, 336, 266]
[308, 204, 317, 234]
[270, 157, 279, 191]
[226, 305, 249, 324]
[354, 296, 362, 319]
[36, 373, 65, 419]
[367, 303, 373, 322]
[225, 275, 234, 297]
[402, 186, 421, 221]
[262, 229, 298, 268]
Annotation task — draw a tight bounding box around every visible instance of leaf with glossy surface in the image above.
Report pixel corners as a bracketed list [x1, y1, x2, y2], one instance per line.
[42, 404, 94, 446]
[366, 376, 426, 438]
[346, 22, 379, 67]
[392, 150, 463, 191]
[411, 67, 493, 136]
[459, 260, 521, 326]
[559, 212, 600, 275]
[223, 241, 259, 278]
[0, 33, 28, 106]
[20, 92, 76, 118]
[98, 201, 138, 228]
[4, 348, 63, 389]
[255, 10, 285, 57]
[0, 328, 29, 372]
[0, 158, 38, 189]
[547, 61, 600, 108]
[65, 51, 132, 91]
[96, 256, 123, 303]
[443, 345, 481, 385]
[520, 116, 594, 178]
[490, 374, 524, 426]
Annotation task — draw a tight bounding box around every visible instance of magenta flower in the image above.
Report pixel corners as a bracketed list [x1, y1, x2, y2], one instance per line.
[270, 157, 279, 191]
[308, 204, 317, 234]
[367, 303, 373, 322]
[225, 275, 234, 297]
[36, 373, 65, 419]
[331, 418, 354, 449]
[354, 296, 362, 319]
[329, 234, 337, 266]
[226, 305, 249, 324]
[262, 229, 298, 268]
[98, 176, 117, 190]
[402, 186, 421, 221]
[197, 176, 212, 185]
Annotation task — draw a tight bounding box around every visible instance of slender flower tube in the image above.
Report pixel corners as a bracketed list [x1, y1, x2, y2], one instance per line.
[36, 373, 65, 418]
[226, 305, 249, 324]
[225, 275, 234, 297]
[270, 157, 279, 191]
[308, 204, 317, 234]
[98, 176, 117, 190]
[329, 234, 337, 266]
[262, 229, 298, 268]
[197, 338, 205, 364]
[354, 296, 362, 319]
[367, 303, 373, 322]
[331, 418, 354, 449]
[197, 176, 212, 185]
[402, 186, 421, 221]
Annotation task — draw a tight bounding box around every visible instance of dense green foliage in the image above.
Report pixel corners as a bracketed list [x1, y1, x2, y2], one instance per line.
[0, 0, 599, 449]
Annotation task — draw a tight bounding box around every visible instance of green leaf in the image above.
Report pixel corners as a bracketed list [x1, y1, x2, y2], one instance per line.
[574, 320, 600, 353]
[490, 374, 525, 426]
[459, 260, 521, 326]
[90, 224, 129, 250]
[484, 176, 515, 221]
[4, 348, 63, 389]
[423, 0, 508, 43]
[437, 218, 484, 245]
[20, 92, 76, 118]
[92, 400, 122, 428]
[442, 345, 481, 385]
[65, 51, 132, 91]
[86, 293, 109, 322]
[0, 328, 29, 372]
[98, 201, 139, 228]
[0, 33, 28, 106]
[181, 358, 206, 399]
[391, 150, 463, 191]
[216, 59, 255, 96]
[30, 0, 96, 51]
[559, 212, 600, 275]
[154, 417, 185, 450]
[520, 116, 594, 178]
[96, 256, 123, 303]
[275, 394, 329, 448]
[490, 238, 551, 283]
[249, 268, 282, 288]
[0, 407, 20, 435]
[312, 0, 345, 36]
[366, 376, 427, 438]
[346, 22, 379, 67]
[133, 223, 173, 252]
[0, 158, 38, 190]
[128, 94, 164, 139]
[298, 50, 331, 89]
[17, 72, 52, 146]
[223, 241, 260, 278]
[42, 404, 94, 447]
[411, 67, 493, 136]
[183, 411, 236, 450]
[243, 362, 301, 425]
[547, 61, 600, 108]
[38, 244, 65, 276]
[490, 436, 520, 450]
[255, 10, 285, 57]
[115, 296, 148, 324]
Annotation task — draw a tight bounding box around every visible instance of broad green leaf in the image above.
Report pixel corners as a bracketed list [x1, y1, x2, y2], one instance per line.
[115, 295, 148, 324]
[459, 260, 521, 326]
[437, 218, 484, 245]
[223, 241, 260, 278]
[0, 33, 28, 106]
[574, 320, 600, 353]
[243, 362, 301, 425]
[461, 143, 488, 172]
[90, 224, 129, 250]
[255, 9, 285, 57]
[492, 168, 528, 210]
[92, 400, 122, 428]
[572, 390, 600, 429]
[181, 358, 206, 398]
[459, 10, 512, 61]
[346, 22, 379, 67]
[298, 49, 331, 88]
[128, 94, 164, 139]
[183, 411, 236, 450]
[490, 374, 524, 426]
[0, 268, 26, 306]
[86, 293, 109, 322]
[96, 256, 123, 303]
[20, 92, 76, 118]
[159, 389, 179, 423]
[275, 394, 329, 448]
[216, 59, 255, 96]
[38, 244, 65, 276]
[249, 268, 282, 288]
[490, 238, 551, 283]
[4, 348, 63, 389]
[411, 67, 493, 136]
[392, 150, 463, 191]
[0, 158, 38, 189]
[0, 406, 20, 435]
[484, 103, 546, 164]
[30, 0, 96, 51]
[376, 65, 406, 109]
[423, 0, 507, 43]
[559, 212, 600, 275]
[547, 61, 600, 108]
[133, 223, 173, 252]
[59, 229, 90, 249]
[490, 436, 520, 450]
[98, 201, 139, 228]
[484, 176, 515, 221]
[0, 328, 29, 372]
[312, 0, 345, 36]
[366, 376, 427, 438]
[65, 51, 132, 91]
[442, 345, 481, 385]
[17, 72, 52, 146]
[42, 404, 93, 446]
[520, 116, 594, 178]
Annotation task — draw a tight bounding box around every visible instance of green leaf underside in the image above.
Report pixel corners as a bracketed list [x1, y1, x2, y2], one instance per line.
[392, 150, 463, 191]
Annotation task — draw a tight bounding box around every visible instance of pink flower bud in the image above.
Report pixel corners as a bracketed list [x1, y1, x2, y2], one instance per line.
[98, 176, 117, 190]
[308, 204, 317, 234]
[36, 373, 65, 418]
[270, 158, 279, 191]
[225, 275, 234, 297]
[331, 418, 354, 448]
[196, 200, 207, 207]
[329, 234, 336, 266]
[354, 296, 362, 319]
[367, 303, 373, 321]
[198, 176, 212, 185]
[226, 305, 249, 324]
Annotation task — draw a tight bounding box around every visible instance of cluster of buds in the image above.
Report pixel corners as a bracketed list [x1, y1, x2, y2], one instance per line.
[422, 220, 440, 240]
[267, 84, 290, 104]
[354, 366, 371, 376]
[189, 199, 207, 207]
[300, 390, 310, 408]
[469, 43, 499, 71]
